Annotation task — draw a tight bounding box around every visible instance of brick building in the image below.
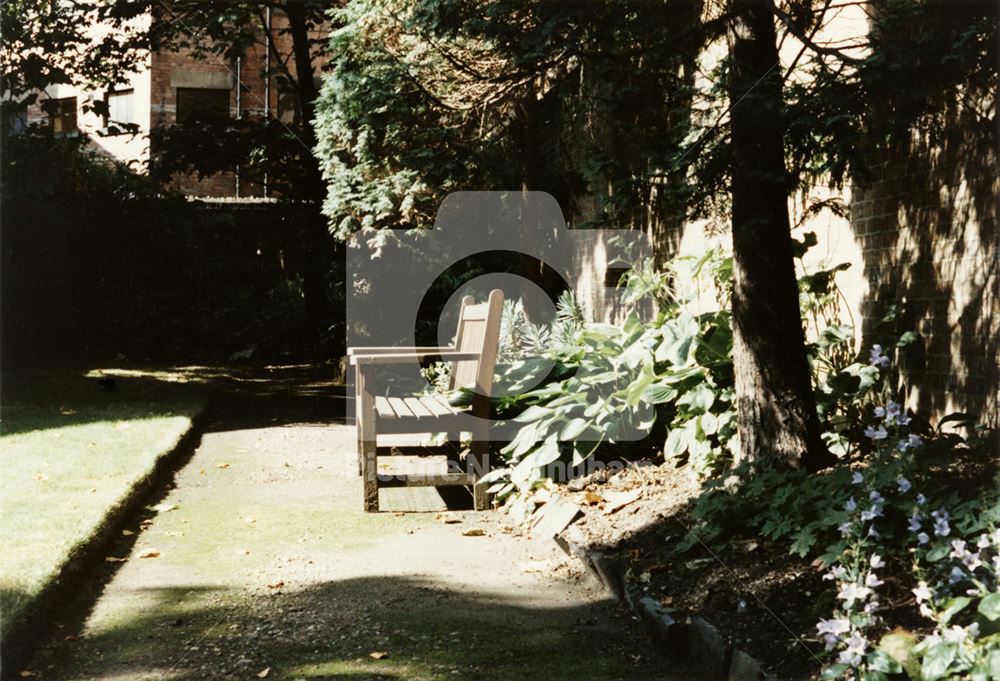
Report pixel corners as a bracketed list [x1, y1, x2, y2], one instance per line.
[22, 9, 327, 198]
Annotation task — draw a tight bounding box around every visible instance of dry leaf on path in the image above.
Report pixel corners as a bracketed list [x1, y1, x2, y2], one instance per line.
[602, 489, 642, 514]
[435, 513, 461, 524]
[138, 549, 161, 559]
[122, 529, 135, 536]
[369, 651, 388, 660]
[104, 556, 127, 563]
[151, 503, 178, 513]
[216, 463, 231, 469]
[582, 491, 604, 505]
[256, 667, 270, 678]
[267, 581, 284, 589]
[461, 528, 485, 537]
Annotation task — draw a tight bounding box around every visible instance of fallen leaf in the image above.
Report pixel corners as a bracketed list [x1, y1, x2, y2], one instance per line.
[152, 503, 178, 513]
[266, 581, 284, 589]
[121, 529, 135, 536]
[369, 651, 388, 660]
[602, 489, 642, 515]
[33, 474, 49, 481]
[461, 528, 485, 537]
[216, 463, 230, 469]
[257, 667, 270, 678]
[244, 517, 256, 525]
[582, 491, 604, 505]
[104, 556, 127, 563]
[19, 671, 34, 677]
[60, 407, 77, 415]
[138, 549, 161, 559]
[199, 469, 207, 476]
[163, 531, 184, 537]
[434, 513, 461, 524]
[63, 634, 79, 641]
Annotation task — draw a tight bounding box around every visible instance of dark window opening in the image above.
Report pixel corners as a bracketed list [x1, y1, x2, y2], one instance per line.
[175, 88, 230, 125]
[46, 97, 77, 135]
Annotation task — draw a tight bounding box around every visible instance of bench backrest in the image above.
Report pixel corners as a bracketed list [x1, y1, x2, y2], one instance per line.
[448, 289, 504, 404]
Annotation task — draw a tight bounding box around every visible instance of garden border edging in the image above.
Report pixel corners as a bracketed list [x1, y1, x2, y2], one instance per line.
[559, 531, 776, 681]
[0, 407, 208, 678]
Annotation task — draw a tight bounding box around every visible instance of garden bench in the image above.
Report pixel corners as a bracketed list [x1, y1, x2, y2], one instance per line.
[348, 289, 504, 512]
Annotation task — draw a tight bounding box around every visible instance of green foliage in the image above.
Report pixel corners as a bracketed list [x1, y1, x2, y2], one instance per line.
[314, 0, 705, 238]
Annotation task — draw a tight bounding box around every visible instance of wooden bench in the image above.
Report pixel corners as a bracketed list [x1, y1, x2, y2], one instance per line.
[349, 290, 504, 512]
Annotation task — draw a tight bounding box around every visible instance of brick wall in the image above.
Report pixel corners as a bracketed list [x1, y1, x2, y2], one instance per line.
[851, 117, 998, 425]
[568, 102, 997, 425]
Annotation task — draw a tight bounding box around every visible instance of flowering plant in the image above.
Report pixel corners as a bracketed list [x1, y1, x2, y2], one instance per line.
[817, 346, 1000, 680]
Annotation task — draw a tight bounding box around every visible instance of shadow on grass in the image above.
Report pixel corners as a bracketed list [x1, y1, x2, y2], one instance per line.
[26, 575, 681, 681]
[0, 364, 348, 438]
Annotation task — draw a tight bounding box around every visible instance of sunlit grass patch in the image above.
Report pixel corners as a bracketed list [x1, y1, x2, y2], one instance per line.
[0, 370, 205, 641]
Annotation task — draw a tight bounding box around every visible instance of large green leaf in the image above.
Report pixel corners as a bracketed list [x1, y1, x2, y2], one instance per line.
[678, 384, 715, 413]
[920, 641, 958, 680]
[978, 592, 1000, 621]
[560, 417, 590, 441]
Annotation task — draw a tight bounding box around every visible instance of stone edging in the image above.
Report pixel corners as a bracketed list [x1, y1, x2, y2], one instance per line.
[559, 533, 775, 681]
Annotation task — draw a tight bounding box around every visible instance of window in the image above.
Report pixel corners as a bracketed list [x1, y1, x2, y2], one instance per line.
[47, 97, 77, 135]
[175, 88, 230, 125]
[106, 89, 136, 128]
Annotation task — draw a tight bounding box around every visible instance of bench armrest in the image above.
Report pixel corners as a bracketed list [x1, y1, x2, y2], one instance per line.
[347, 346, 451, 356]
[351, 351, 481, 366]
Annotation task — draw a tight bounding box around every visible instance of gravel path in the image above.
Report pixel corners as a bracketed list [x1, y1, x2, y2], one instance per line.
[22, 372, 683, 680]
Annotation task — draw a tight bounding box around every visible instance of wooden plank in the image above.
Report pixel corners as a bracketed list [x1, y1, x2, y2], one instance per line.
[461, 303, 490, 320]
[378, 472, 474, 487]
[420, 395, 452, 416]
[404, 397, 434, 418]
[375, 396, 396, 419]
[387, 397, 413, 418]
[431, 394, 460, 415]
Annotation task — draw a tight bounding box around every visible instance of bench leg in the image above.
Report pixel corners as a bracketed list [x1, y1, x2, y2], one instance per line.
[362, 438, 378, 512]
[469, 440, 490, 511]
[358, 365, 379, 512]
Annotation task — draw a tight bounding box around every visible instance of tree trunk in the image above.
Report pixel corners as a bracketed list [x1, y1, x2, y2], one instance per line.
[726, 0, 834, 472]
[282, 0, 333, 336]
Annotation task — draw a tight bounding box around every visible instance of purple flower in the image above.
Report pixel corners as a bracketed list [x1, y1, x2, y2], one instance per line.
[897, 476, 912, 493]
[932, 509, 951, 537]
[845, 496, 857, 512]
[912, 581, 932, 603]
[948, 566, 966, 584]
[864, 425, 888, 440]
[908, 514, 922, 533]
[917, 532, 930, 545]
[852, 471, 864, 485]
[869, 345, 890, 369]
[916, 493, 927, 505]
[870, 554, 885, 569]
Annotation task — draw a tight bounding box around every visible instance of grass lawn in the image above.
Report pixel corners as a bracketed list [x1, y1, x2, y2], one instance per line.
[0, 369, 206, 642]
